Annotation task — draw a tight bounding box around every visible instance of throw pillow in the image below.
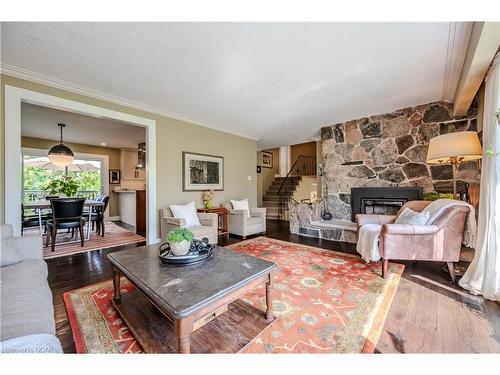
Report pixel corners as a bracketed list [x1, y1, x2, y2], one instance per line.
[394, 207, 430, 226]
[169, 201, 201, 228]
[0, 239, 21, 267]
[231, 198, 250, 218]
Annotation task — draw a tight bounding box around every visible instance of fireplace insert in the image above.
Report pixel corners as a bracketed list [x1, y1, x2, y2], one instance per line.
[350, 187, 423, 222]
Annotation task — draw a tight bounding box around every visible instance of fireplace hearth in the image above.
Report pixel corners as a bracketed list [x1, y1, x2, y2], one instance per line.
[350, 187, 423, 221]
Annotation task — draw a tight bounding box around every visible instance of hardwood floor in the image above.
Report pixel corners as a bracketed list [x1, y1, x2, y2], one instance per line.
[47, 219, 500, 353]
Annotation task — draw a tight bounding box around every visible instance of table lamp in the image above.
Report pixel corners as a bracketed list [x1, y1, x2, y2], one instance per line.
[426, 131, 482, 199]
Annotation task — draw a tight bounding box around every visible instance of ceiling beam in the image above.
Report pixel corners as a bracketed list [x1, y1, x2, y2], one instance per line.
[442, 22, 473, 102]
[453, 22, 500, 116]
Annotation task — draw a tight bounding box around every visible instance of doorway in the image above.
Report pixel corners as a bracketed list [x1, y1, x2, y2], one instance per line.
[4, 85, 158, 243]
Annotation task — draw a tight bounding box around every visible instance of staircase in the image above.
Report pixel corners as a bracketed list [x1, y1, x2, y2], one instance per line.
[262, 176, 302, 220]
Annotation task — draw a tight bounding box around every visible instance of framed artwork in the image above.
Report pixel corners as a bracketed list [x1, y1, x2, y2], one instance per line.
[262, 151, 273, 168]
[109, 169, 121, 184]
[182, 152, 224, 191]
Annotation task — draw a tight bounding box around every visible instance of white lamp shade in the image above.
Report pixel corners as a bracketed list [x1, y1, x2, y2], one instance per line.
[426, 131, 482, 164]
[48, 153, 74, 167]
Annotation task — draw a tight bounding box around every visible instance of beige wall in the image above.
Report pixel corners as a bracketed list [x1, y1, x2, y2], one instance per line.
[21, 136, 122, 217]
[1, 74, 257, 238]
[290, 141, 316, 164]
[290, 141, 320, 200]
[257, 148, 279, 206]
[292, 176, 318, 203]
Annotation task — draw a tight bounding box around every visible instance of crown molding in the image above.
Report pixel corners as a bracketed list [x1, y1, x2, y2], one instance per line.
[0, 63, 259, 141]
[442, 22, 474, 102]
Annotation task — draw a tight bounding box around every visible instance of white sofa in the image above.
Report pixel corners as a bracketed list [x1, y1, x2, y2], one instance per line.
[0, 224, 62, 353]
[159, 208, 218, 244]
[223, 203, 267, 239]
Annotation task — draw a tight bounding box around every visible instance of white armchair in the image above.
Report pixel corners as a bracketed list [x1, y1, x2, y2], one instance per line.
[223, 203, 266, 239]
[159, 208, 218, 244]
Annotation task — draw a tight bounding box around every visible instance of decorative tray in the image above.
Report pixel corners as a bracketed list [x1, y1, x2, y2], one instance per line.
[158, 239, 215, 266]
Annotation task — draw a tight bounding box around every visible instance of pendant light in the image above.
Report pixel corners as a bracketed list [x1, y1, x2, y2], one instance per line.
[48, 123, 74, 167]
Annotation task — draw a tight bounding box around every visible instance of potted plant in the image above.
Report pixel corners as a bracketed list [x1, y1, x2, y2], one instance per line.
[424, 192, 454, 201]
[44, 176, 80, 197]
[167, 228, 194, 256]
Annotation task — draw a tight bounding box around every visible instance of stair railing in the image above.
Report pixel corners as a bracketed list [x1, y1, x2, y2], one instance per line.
[277, 155, 317, 220]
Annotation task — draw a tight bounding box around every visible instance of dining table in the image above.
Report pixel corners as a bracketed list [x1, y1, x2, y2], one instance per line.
[23, 199, 105, 240]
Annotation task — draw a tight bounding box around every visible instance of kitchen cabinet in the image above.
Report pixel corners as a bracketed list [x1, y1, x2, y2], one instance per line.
[116, 189, 146, 236]
[136, 190, 146, 236]
[117, 191, 137, 226]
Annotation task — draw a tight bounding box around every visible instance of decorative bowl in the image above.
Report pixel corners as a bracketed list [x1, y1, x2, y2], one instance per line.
[158, 239, 215, 266]
[170, 240, 191, 256]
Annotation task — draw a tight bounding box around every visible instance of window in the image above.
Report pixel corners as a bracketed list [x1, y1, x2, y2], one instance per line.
[23, 154, 102, 202]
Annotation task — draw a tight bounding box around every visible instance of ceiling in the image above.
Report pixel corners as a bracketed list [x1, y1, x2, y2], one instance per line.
[21, 103, 145, 149]
[1, 22, 471, 149]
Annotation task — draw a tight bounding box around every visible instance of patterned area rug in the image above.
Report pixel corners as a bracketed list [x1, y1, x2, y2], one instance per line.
[64, 279, 142, 353]
[229, 238, 403, 353]
[25, 222, 145, 259]
[63, 237, 403, 353]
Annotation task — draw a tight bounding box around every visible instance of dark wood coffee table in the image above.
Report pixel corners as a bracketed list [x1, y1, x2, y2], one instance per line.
[107, 244, 277, 353]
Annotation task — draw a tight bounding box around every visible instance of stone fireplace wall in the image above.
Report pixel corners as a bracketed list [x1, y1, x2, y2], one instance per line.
[320, 101, 480, 221]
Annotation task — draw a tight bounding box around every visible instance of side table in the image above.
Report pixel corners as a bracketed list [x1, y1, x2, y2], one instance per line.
[197, 207, 229, 239]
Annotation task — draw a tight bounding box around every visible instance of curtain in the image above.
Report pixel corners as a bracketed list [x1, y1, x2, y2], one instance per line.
[459, 55, 500, 301]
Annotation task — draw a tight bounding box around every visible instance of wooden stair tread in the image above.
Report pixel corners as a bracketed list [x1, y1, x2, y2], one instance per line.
[262, 176, 303, 220]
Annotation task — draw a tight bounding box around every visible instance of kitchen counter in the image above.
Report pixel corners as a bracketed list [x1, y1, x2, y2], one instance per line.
[118, 191, 137, 226]
[116, 190, 146, 236]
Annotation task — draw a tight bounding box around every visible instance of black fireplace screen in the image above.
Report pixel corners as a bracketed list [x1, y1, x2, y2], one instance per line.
[361, 198, 406, 216]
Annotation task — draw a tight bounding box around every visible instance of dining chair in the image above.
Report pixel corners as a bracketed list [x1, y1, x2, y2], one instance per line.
[21, 203, 51, 235]
[46, 198, 86, 252]
[88, 195, 110, 237]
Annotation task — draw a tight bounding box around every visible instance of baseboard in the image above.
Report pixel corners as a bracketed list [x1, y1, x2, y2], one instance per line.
[150, 238, 162, 245]
[108, 216, 121, 221]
